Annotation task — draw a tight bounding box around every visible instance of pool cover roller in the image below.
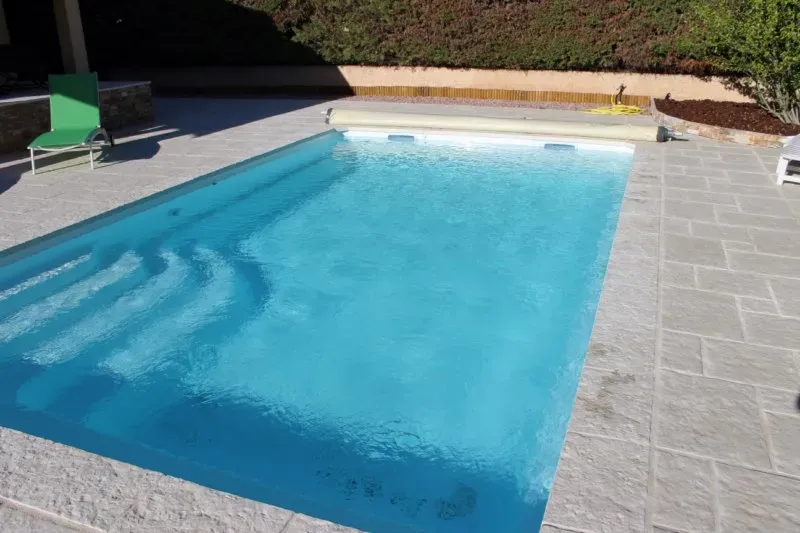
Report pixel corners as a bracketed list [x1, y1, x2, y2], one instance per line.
[325, 108, 669, 143]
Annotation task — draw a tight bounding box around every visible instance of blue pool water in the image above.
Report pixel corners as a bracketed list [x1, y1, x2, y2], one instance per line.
[0, 132, 630, 532]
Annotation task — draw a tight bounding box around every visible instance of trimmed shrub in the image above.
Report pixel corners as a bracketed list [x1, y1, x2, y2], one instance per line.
[81, 0, 704, 74]
[692, 0, 800, 124]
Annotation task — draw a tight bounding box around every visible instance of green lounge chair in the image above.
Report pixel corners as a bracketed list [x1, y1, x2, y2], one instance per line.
[28, 73, 113, 174]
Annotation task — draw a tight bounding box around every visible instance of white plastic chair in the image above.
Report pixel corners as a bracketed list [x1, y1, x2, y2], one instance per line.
[777, 135, 800, 185]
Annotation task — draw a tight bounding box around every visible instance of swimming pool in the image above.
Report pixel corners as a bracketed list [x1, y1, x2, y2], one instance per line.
[0, 130, 631, 532]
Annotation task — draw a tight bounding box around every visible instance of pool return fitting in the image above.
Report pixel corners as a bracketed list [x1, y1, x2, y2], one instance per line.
[325, 108, 670, 143]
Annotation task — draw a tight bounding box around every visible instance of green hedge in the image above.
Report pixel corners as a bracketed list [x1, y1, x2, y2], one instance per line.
[81, 0, 706, 73]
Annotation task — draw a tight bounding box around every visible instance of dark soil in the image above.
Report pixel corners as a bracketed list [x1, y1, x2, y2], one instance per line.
[654, 99, 800, 136]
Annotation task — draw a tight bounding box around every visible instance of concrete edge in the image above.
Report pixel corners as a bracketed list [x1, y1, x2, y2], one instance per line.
[542, 143, 661, 532]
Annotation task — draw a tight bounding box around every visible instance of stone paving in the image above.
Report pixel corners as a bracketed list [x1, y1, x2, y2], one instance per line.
[0, 98, 799, 533]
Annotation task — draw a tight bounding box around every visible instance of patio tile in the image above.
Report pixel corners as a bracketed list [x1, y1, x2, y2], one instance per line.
[781, 184, 800, 198]
[621, 197, 660, 216]
[112, 469, 296, 533]
[604, 249, 659, 287]
[595, 284, 657, 329]
[653, 449, 716, 533]
[668, 155, 703, 167]
[727, 251, 800, 277]
[662, 261, 695, 287]
[677, 166, 727, 179]
[54, 189, 147, 210]
[664, 200, 716, 222]
[704, 338, 798, 389]
[45, 200, 116, 227]
[664, 188, 737, 205]
[0, 219, 49, 245]
[759, 388, 800, 415]
[544, 433, 648, 533]
[662, 286, 743, 340]
[0, 196, 52, 215]
[663, 217, 690, 236]
[690, 221, 750, 242]
[717, 212, 800, 231]
[709, 182, 781, 197]
[723, 240, 756, 252]
[700, 145, 755, 154]
[736, 196, 794, 217]
[714, 204, 740, 215]
[663, 174, 708, 190]
[611, 227, 659, 258]
[713, 160, 766, 173]
[625, 183, 661, 200]
[0, 428, 142, 531]
[679, 148, 720, 159]
[766, 413, 800, 476]
[717, 463, 800, 532]
[0, 502, 86, 533]
[726, 171, 775, 186]
[656, 370, 770, 467]
[618, 213, 659, 234]
[664, 234, 726, 268]
[751, 228, 800, 257]
[628, 171, 662, 185]
[5, 183, 74, 200]
[739, 296, 779, 314]
[743, 312, 800, 349]
[695, 267, 769, 298]
[660, 330, 702, 374]
[571, 367, 653, 443]
[586, 325, 655, 373]
[769, 277, 800, 317]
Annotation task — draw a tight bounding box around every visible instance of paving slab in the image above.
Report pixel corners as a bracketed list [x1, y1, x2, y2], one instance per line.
[653, 449, 716, 533]
[656, 370, 770, 468]
[717, 463, 800, 533]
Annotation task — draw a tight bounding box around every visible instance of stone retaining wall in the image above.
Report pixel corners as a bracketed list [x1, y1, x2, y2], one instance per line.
[651, 98, 789, 148]
[0, 82, 153, 154]
[111, 66, 751, 103]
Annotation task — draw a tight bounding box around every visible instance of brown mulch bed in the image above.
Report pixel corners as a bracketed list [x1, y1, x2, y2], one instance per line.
[654, 98, 800, 136]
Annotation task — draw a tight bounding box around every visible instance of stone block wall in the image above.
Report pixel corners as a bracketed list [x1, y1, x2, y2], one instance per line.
[0, 82, 154, 154]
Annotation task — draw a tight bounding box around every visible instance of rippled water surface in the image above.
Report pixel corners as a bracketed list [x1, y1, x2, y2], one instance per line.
[0, 132, 631, 532]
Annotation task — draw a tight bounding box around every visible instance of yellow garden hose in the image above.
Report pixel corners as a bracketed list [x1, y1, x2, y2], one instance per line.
[585, 85, 644, 116]
[585, 102, 644, 115]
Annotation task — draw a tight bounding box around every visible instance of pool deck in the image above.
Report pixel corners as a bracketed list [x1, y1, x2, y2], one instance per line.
[1, 98, 799, 533]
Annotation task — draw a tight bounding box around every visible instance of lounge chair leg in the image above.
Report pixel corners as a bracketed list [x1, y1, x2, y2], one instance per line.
[29, 148, 36, 175]
[90, 144, 94, 170]
[776, 157, 789, 185]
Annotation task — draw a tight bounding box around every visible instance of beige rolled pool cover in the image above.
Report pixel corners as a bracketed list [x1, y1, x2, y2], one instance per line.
[325, 108, 669, 142]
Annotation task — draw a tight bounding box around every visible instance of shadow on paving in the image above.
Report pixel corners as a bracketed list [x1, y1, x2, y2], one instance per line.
[0, 0, 348, 189]
[0, 96, 335, 186]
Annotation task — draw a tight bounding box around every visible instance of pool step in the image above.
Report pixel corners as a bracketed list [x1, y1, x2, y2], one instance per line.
[0, 253, 142, 346]
[14, 247, 237, 415]
[101, 247, 235, 380]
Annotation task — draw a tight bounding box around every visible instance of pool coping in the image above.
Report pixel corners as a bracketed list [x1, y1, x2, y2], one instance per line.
[0, 130, 660, 533]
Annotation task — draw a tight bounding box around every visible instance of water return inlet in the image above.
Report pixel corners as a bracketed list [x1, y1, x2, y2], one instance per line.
[325, 108, 669, 143]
